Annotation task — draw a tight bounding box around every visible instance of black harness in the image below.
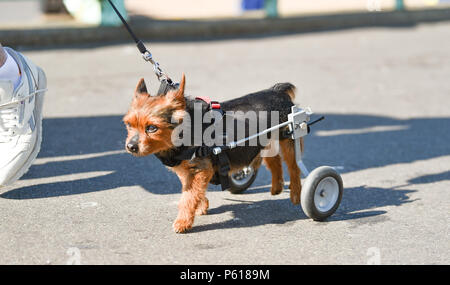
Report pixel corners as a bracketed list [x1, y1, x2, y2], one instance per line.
[154, 80, 231, 191]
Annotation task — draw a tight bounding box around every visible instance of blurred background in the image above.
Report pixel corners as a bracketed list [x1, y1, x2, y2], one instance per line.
[1, 0, 450, 27]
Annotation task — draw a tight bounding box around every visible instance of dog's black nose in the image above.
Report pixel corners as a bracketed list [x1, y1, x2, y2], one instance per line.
[127, 143, 139, 153]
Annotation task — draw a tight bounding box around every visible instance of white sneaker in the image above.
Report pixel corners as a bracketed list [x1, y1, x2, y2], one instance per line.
[0, 48, 46, 187]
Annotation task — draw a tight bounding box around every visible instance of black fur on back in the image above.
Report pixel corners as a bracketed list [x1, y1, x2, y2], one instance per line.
[155, 82, 297, 168]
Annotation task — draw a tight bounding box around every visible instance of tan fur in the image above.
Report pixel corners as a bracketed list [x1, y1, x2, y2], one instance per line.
[285, 86, 296, 101]
[123, 74, 186, 156]
[263, 154, 284, 195]
[280, 138, 303, 204]
[172, 159, 214, 233]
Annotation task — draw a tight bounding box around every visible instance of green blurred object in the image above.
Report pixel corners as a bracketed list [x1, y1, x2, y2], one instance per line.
[396, 0, 405, 10]
[101, 0, 127, 26]
[264, 0, 278, 18]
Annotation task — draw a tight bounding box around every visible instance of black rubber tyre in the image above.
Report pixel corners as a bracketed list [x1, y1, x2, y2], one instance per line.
[300, 166, 343, 221]
[228, 166, 258, 194]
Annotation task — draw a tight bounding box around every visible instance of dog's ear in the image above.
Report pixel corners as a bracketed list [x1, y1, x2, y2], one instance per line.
[165, 74, 186, 115]
[134, 78, 149, 97]
[166, 73, 186, 102]
[173, 73, 185, 101]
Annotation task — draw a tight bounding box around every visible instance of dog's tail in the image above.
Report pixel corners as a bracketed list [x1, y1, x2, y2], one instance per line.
[271, 83, 296, 102]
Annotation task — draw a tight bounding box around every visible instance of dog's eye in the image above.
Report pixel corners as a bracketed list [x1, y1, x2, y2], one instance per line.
[146, 125, 158, 133]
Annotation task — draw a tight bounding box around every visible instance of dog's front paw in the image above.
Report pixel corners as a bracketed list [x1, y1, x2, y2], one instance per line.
[271, 180, 284, 195]
[195, 207, 208, 216]
[195, 198, 209, 216]
[173, 219, 193, 233]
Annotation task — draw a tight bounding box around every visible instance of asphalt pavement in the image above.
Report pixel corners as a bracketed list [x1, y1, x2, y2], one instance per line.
[0, 22, 449, 264]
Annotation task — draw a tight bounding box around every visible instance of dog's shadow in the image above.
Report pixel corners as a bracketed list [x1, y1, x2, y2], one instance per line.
[191, 182, 416, 232]
[1, 113, 448, 228]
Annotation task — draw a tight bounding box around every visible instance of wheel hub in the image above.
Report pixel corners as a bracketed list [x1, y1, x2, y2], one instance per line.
[314, 177, 339, 213]
[230, 166, 254, 186]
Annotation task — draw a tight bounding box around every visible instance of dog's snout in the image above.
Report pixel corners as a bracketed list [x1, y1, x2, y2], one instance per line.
[127, 142, 139, 153]
[127, 135, 140, 153]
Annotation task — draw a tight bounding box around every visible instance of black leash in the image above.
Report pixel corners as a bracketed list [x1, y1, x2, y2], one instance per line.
[108, 1, 230, 191]
[107, 0, 174, 86]
[307, 116, 325, 133]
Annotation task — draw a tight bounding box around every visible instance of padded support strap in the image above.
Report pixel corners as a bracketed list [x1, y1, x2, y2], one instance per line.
[156, 78, 178, 96]
[154, 80, 231, 190]
[214, 152, 231, 191]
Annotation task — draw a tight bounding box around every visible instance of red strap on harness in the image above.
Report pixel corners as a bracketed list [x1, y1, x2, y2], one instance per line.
[211, 102, 221, 109]
[196, 96, 222, 110]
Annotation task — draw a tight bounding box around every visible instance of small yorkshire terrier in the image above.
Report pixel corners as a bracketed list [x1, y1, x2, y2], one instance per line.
[123, 74, 303, 233]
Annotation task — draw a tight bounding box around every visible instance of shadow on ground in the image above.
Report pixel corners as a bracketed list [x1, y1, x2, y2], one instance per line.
[189, 183, 415, 233]
[1, 113, 448, 225]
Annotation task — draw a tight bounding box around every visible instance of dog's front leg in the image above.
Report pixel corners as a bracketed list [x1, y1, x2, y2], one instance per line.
[172, 160, 214, 233]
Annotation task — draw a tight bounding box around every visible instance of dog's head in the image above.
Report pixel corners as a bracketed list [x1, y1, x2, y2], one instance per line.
[123, 74, 186, 156]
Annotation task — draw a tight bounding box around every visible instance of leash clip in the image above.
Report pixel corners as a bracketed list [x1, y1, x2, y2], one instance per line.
[106, 0, 173, 84]
[142, 50, 153, 62]
[142, 50, 166, 82]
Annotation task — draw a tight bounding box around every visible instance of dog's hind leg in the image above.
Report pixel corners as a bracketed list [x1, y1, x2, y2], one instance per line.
[280, 138, 303, 205]
[263, 154, 284, 195]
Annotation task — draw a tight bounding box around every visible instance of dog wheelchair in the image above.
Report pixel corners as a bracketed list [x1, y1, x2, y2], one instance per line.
[154, 71, 343, 221]
[156, 78, 343, 221]
[219, 106, 344, 221]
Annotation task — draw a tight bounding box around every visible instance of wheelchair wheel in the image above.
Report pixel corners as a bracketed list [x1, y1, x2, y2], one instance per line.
[228, 165, 258, 194]
[301, 166, 343, 221]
